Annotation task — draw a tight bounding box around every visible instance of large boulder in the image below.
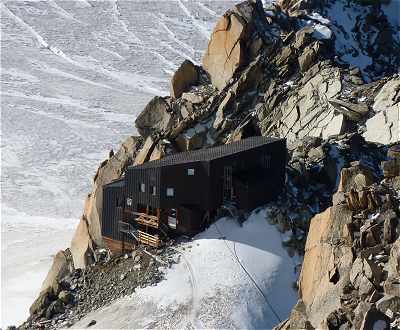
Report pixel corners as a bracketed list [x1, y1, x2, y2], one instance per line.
[260, 63, 345, 143]
[384, 237, 400, 296]
[299, 205, 354, 328]
[70, 216, 93, 269]
[170, 60, 198, 99]
[202, 1, 265, 91]
[135, 97, 174, 138]
[40, 250, 71, 294]
[29, 288, 53, 316]
[175, 125, 206, 151]
[363, 78, 400, 145]
[134, 136, 163, 165]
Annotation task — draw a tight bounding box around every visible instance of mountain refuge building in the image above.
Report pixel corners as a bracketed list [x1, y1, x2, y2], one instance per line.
[101, 136, 286, 251]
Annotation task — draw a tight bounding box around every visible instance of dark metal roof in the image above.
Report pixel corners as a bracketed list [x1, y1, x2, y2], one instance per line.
[130, 136, 284, 169]
[104, 178, 125, 188]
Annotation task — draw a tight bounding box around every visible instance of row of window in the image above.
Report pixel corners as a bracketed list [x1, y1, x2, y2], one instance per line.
[134, 168, 195, 197]
[138, 183, 175, 197]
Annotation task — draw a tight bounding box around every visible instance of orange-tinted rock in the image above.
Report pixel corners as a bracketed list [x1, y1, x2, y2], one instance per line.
[170, 60, 198, 99]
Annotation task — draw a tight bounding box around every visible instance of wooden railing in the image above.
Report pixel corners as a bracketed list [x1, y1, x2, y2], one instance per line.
[137, 230, 161, 248]
[125, 210, 159, 229]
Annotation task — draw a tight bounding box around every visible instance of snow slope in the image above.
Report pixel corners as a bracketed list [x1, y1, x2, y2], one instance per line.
[73, 208, 299, 329]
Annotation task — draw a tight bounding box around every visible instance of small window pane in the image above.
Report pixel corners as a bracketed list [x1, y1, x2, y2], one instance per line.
[126, 198, 132, 206]
[187, 168, 195, 176]
[140, 183, 145, 192]
[152, 186, 156, 196]
[166, 188, 174, 197]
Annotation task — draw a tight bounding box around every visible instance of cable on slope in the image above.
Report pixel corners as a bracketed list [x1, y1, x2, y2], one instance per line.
[213, 222, 282, 324]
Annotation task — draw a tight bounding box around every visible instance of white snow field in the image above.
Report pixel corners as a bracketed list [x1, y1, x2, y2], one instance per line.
[1, 1, 234, 326]
[73, 208, 299, 330]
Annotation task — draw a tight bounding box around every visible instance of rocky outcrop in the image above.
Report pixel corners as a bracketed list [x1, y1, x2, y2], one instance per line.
[364, 78, 400, 145]
[278, 150, 400, 329]
[202, 0, 273, 91]
[298, 205, 353, 326]
[135, 97, 174, 138]
[170, 60, 199, 99]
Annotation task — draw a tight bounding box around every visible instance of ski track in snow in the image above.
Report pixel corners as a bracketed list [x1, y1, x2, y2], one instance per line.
[2, 3, 165, 96]
[177, 0, 210, 39]
[198, 1, 219, 17]
[47, 0, 85, 25]
[111, 0, 142, 44]
[155, 13, 196, 59]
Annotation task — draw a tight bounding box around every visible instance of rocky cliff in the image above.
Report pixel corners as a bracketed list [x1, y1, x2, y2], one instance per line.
[277, 147, 400, 329]
[25, 0, 399, 328]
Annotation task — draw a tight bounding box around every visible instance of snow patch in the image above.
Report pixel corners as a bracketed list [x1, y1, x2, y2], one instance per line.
[73, 208, 299, 329]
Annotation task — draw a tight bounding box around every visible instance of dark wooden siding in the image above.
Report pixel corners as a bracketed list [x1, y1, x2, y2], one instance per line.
[102, 183, 125, 241]
[208, 139, 286, 210]
[176, 206, 205, 235]
[125, 167, 161, 209]
[159, 161, 209, 209]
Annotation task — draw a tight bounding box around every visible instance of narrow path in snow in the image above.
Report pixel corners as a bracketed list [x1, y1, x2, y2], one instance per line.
[214, 221, 282, 324]
[171, 247, 204, 329]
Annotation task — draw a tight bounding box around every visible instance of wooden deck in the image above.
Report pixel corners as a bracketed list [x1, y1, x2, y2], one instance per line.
[125, 210, 159, 229]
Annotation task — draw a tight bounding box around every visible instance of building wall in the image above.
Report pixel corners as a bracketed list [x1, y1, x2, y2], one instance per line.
[125, 167, 161, 209]
[159, 161, 209, 209]
[176, 205, 205, 235]
[102, 185, 125, 242]
[208, 139, 286, 210]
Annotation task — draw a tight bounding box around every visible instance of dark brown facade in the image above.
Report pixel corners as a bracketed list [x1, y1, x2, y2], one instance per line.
[101, 136, 286, 250]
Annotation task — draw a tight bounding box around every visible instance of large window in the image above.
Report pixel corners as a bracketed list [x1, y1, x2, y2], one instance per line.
[166, 187, 174, 197]
[140, 183, 145, 192]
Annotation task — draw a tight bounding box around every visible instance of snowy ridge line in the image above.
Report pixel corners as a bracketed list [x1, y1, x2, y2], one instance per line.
[213, 221, 282, 324]
[176, 0, 210, 39]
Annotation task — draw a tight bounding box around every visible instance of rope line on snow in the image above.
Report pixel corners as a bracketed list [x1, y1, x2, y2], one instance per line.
[213, 222, 282, 324]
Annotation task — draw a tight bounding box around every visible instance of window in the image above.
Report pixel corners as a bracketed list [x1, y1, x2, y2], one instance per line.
[168, 208, 177, 229]
[140, 183, 145, 193]
[152, 186, 156, 196]
[187, 168, 195, 176]
[126, 198, 132, 206]
[166, 187, 174, 197]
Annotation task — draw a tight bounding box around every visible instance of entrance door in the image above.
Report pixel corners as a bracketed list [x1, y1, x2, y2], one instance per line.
[223, 166, 233, 201]
[168, 208, 177, 229]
